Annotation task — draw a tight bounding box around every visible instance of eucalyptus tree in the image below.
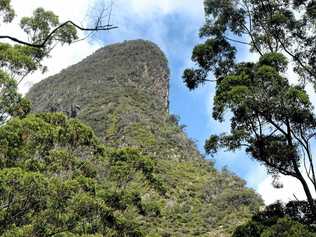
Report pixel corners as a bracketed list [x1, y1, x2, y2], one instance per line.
[183, 0, 316, 219]
[0, 0, 116, 125]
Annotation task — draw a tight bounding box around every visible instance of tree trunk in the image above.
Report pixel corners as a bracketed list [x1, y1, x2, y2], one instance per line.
[285, 122, 316, 219]
[294, 165, 316, 220]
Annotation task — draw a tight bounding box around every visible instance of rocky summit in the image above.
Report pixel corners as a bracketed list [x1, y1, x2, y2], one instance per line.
[27, 40, 262, 236]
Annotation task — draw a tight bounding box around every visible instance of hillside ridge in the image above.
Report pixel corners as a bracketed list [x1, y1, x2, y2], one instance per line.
[26, 39, 263, 236]
[27, 39, 202, 162]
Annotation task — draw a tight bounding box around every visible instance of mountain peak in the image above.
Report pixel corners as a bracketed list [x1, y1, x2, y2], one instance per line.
[27, 40, 195, 160]
[26, 40, 262, 236]
[87, 39, 170, 110]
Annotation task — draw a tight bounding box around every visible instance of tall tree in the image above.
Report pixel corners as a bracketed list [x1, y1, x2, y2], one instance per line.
[183, 0, 316, 219]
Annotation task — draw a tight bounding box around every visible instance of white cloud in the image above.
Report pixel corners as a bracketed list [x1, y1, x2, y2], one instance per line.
[0, 0, 104, 94]
[11, 0, 93, 22]
[1, 0, 205, 94]
[114, 0, 203, 18]
[2, 0, 97, 42]
[98, 0, 204, 55]
[256, 171, 316, 205]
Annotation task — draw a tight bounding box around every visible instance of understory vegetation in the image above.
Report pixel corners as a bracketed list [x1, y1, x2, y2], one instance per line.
[0, 111, 262, 236]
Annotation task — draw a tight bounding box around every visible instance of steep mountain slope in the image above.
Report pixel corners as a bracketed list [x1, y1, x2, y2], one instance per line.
[27, 40, 262, 236]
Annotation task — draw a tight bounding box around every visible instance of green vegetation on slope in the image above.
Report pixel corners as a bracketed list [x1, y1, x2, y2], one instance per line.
[27, 40, 203, 162]
[233, 201, 316, 237]
[0, 113, 261, 236]
[26, 40, 263, 236]
[0, 113, 158, 236]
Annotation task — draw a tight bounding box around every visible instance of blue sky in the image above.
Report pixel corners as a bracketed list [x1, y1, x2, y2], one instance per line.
[90, 0, 316, 203]
[93, 0, 263, 182]
[6, 0, 314, 204]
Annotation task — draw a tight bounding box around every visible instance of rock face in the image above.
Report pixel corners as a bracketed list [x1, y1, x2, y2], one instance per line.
[29, 40, 169, 112]
[27, 40, 262, 236]
[28, 40, 201, 162]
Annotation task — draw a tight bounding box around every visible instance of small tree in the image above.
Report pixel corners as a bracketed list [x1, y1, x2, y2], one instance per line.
[183, 0, 316, 219]
[0, 0, 116, 125]
[232, 201, 316, 236]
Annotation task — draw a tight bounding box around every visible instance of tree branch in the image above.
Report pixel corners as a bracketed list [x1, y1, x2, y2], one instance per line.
[224, 36, 250, 45]
[240, 22, 263, 56]
[0, 21, 118, 48]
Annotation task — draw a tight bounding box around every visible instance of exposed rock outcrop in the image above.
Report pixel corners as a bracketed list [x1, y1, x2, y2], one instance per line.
[27, 40, 262, 236]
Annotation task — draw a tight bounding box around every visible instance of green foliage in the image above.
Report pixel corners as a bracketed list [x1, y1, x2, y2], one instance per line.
[0, 2, 79, 78]
[202, 52, 316, 217]
[28, 40, 200, 163]
[258, 53, 288, 73]
[203, 53, 316, 215]
[0, 113, 166, 236]
[0, 70, 31, 125]
[184, 37, 236, 89]
[233, 202, 316, 237]
[2, 112, 261, 236]
[260, 217, 316, 237]
[0, 1, 79, 125]
[185, 0, 316, 220]
[0, 0, 14, 23]
[0, 42, 42, 75]
[20, 7, 77, 46]
[26, 40, 263, 236]
[196, 0, 316, 83]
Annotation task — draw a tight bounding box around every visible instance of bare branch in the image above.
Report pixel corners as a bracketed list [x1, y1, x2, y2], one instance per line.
[0, 21, 118, 48]
[224, 36, 250, 45]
